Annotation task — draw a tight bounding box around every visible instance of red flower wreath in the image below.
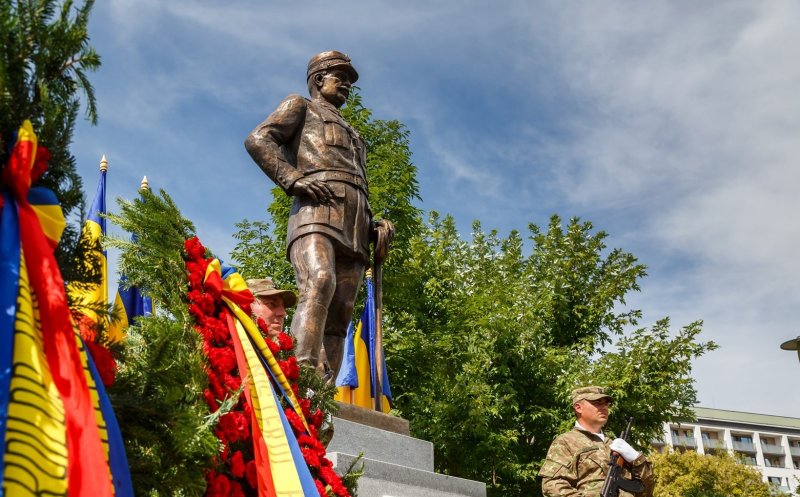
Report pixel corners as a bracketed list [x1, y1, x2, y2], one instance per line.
[184, 236, 350, 497]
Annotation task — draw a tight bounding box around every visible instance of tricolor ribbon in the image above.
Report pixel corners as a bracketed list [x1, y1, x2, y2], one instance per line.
[0, 121, 116, 497]
[201, 259, 316, 496]
[202, 259, 310, 432]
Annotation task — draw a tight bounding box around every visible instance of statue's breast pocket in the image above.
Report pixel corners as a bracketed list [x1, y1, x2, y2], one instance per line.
[323, 120, 351, 149]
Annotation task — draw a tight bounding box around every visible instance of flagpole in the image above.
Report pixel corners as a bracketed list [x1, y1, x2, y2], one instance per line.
[372, 264, 384, 412]
[371, 219, 394, 412]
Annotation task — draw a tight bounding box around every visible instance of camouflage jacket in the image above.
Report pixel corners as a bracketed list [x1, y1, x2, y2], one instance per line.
[539, 426, 654, 497]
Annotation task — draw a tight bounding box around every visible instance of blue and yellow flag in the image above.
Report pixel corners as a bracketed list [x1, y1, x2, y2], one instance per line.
[68, 156, 109, 337]
[109, 234, 153, 343]
[335, 274, 392, 413]
[109, 178, 154, 343]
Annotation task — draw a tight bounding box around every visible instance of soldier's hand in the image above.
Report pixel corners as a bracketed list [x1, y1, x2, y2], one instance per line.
[291, 178, 334, 204]
[610, 438, 640, 463]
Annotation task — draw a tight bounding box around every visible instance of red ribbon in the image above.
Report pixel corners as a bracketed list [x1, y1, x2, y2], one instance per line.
[3, 124, 114, 497]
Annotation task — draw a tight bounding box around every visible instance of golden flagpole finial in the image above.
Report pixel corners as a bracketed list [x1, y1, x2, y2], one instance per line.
[99, 154, 108, 172]
[140, 176, 150, 191]
[365, 268, 373, 279]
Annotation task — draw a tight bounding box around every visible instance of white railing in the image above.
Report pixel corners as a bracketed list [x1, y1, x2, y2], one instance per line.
[703, 439, 726, 450]
[672, 435, 697, 448]
[732, 441, 756, 452]
[761, 443, 785, 456]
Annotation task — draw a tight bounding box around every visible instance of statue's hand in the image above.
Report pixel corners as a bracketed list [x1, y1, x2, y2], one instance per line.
[290, 177, 334, 204]
[373, 219, 396, 244]
[372, 219, 395, 264]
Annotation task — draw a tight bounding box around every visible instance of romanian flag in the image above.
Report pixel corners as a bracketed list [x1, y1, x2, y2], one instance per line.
[0, 121, 128, 497]
[203, 259, 317, 497]
[334, 274, 392, 413]
[68, 157, 108, 337]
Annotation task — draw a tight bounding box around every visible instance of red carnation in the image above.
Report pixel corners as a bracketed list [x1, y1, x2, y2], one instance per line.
[217, 412, 242, 443]
[229, 481, 245, 497]
[315, 480, 327, 497]
[285, 407, 306, 434]
[208, 346, 237, 374]
[277, 332, 294, 351]
[230, 450, 245, 478]
[301, 445, 322, 468]
[299, 397, 312, 419]
[245, 460, 258, 489]
[203, 388, 217, 411]
[311, 408, 324, 429]
[208, 473, 231, 497]
[319, 466, 349, 497]
[184, 237, 208, 262]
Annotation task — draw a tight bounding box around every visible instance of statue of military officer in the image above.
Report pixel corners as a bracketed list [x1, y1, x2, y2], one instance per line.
[245, 51, 393, 378]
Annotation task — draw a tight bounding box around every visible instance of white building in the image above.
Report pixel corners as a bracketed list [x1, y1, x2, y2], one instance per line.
[654, 407, 800, 493]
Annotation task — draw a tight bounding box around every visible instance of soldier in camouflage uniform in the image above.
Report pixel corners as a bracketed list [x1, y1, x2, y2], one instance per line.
[539, 386, 654, 497]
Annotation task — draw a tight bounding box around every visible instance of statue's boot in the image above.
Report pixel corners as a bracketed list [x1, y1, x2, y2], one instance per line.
[291, 300, 328, 370]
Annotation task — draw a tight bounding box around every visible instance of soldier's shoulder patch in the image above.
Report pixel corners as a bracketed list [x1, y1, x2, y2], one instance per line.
[538, 457, 568, 478]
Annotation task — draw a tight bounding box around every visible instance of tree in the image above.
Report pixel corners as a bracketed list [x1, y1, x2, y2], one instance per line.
[651, 450, 775, 497]
[231, 93, 718, 497]
[0, 0, 101, 283]
[383, 214, 716, 496]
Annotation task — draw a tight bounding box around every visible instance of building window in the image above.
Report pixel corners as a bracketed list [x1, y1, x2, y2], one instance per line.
[741, 455, 757, 466]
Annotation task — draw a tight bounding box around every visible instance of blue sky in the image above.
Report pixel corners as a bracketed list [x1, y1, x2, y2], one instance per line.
[72, 1, 800, 416]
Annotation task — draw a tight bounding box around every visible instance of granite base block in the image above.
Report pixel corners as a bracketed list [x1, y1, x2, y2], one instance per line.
[328, 416, 486, 497]
[328, 453, 485, 497]
[327, 417, 433, 472]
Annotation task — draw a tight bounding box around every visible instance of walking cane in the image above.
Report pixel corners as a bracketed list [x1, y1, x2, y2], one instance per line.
[372, 220, 394, 412]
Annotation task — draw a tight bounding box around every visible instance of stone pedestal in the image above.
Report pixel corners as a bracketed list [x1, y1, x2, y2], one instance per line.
[327, 404, 486, 497]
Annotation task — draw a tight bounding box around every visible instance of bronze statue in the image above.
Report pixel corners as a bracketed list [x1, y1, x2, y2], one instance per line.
[245, 51, 393, 378]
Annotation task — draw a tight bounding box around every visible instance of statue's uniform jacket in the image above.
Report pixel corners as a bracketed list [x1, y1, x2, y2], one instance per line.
[539, 426, 654, 497]
[248, 94, 372, 263]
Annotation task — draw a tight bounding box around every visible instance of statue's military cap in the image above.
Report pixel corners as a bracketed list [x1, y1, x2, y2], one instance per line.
[307, 50, 359, 83]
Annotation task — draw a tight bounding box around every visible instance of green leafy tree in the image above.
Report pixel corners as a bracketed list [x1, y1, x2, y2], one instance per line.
[383, 214, 717, 496]
[652, 450, 775, 497]
[232, 94, 718, 497]
[0, 0, 101, 282]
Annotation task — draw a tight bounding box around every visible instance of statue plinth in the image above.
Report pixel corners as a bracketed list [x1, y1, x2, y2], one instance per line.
[327, 404, 486, 497]
[333, 401, 409, 435]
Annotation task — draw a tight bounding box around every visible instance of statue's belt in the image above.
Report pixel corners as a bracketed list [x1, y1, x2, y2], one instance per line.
[305, 170, 368, 194]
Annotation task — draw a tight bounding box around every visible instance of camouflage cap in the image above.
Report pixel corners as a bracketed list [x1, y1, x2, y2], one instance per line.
[246, 278, 297, 308]
[307, 50, 359, 83]
[572, 386, 612, 404]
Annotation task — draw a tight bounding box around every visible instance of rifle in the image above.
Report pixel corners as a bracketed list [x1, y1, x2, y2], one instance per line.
[600, 417, 645, 497]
